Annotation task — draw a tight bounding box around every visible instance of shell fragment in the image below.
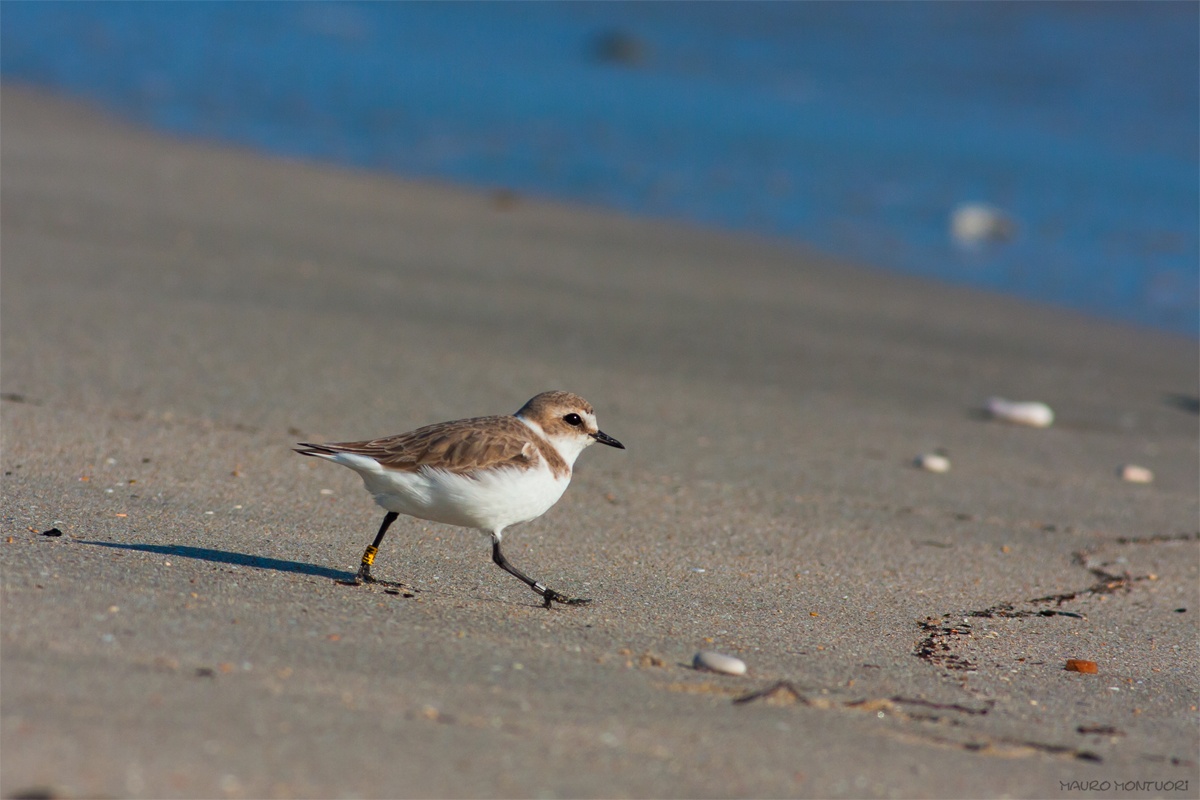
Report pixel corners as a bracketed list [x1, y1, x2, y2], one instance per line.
[986, 397, 1054, 428]
[914, 453, 950, 473]
[1118, 464, 1154, 484]
[693, 651, 747, 676]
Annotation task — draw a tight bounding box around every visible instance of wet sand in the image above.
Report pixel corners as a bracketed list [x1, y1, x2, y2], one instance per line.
[2, 84, 1197, 799]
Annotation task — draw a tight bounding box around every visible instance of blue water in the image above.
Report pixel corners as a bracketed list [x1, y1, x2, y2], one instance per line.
[3, 2, 1197, 335]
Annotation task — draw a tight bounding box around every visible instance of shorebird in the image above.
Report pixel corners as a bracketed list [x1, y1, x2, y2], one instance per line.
[296, 391, 623, 607]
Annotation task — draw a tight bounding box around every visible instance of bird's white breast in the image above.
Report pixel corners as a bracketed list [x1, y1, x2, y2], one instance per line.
[340, 454, 571, 534]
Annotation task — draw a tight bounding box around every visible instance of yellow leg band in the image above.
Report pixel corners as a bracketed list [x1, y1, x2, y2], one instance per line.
[361, 545, 378, 566]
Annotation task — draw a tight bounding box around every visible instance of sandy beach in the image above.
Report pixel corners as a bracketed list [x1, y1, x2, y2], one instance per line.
[2, 84, 1197, 798]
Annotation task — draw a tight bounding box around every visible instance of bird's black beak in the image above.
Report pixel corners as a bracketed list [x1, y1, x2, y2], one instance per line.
[592, 430, 625, 449]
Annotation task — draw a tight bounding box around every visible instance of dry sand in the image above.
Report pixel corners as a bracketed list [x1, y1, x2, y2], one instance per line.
[2, 84, 1197, 799]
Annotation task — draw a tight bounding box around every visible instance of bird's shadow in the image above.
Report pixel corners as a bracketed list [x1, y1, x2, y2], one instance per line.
[1163, 393, 1200, 415]
[77, 540, 354, 582]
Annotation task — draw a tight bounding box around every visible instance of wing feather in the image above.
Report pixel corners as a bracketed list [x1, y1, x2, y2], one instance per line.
[296, 415, 538, 475]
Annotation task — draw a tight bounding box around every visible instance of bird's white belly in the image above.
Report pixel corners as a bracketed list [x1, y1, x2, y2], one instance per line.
[356, 462, 570, 533]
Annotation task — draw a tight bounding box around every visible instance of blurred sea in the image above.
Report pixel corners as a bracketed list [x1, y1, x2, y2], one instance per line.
[3, 2, 1196, 335]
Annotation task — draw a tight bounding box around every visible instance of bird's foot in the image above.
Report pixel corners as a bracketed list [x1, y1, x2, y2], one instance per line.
[541, 589, 591, 608]
[337, 567, 409, 589]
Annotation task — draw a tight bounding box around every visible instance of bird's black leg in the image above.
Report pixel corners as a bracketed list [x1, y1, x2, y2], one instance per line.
[349, 511, 405, 587]
[490, 535, 590, 608]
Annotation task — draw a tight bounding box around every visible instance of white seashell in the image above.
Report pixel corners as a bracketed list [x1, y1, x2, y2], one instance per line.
[1118, 464, 1154, 484]
[951, 203, 1016, 245]
[986, 397, 1054, 428]
[693, 650, 747, 676]
[914, 453, 950, 473]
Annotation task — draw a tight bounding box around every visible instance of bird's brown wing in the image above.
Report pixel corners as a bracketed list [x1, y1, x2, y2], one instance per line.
[296, 415, 540, 475]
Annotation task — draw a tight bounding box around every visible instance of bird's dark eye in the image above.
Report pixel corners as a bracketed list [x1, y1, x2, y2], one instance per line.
[564, 413, 583, 427]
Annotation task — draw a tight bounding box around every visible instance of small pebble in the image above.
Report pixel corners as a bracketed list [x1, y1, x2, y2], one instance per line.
[693, 650, 747, 676]
[950, 203, 1015, 245]
[40, 528, 63, 537]
[1064, 659, 1098, 674]
[914, 453, 950, 473]
[985, 397, 1054, 428]
[592, 29, 648, 66]
[1118, 464, 1153, 484]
